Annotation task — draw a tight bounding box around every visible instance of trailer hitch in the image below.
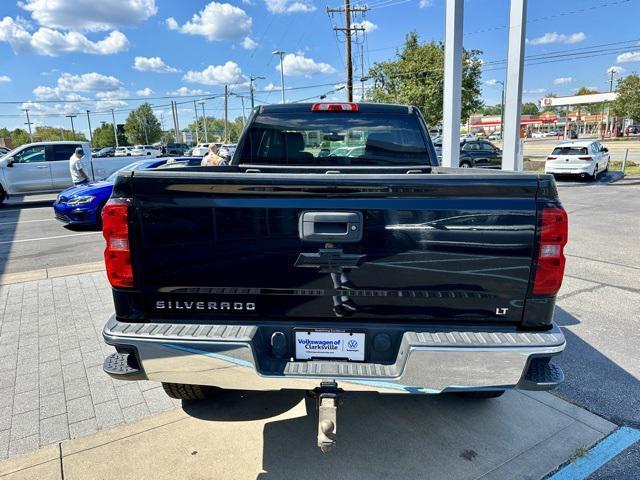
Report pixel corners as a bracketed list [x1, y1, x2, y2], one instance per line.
[310, 381, 343, 453]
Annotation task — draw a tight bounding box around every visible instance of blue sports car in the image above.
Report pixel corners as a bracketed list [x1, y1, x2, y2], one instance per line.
[53, 158, 168, 226]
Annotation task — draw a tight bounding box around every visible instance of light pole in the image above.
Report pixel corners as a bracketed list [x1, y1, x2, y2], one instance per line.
[111, 109, 119, 147]
[272, 50, 286, 104]
[198, 100, 208, 142]
[86, 110, 93, 144]
[249, 75, 265, 110]
[65, 114, 77, 139]
[495, 80, 505, 139]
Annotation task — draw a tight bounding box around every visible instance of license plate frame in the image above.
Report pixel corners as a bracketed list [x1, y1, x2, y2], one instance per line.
[294, 329, 365, 362]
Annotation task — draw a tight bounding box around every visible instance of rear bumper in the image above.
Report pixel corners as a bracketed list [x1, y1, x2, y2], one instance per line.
[102, 316, 565, 394]
[545, 163, 593, 175]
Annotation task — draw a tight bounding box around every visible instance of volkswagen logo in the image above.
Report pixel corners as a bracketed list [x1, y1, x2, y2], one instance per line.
[347, 339, 358, 349]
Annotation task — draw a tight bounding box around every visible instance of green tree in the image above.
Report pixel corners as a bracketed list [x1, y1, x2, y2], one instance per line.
[368, 32, 483, 125]
[33, 126, 86, 142]
[188, 116, 246, 143]
[612, 74, 640, 121]
[575, 87, 601, 115]
[0, 127, 10, 139]
[521, 102, 539, 115]
[124, 103, 162, 145]
[481, 104, 502, 115]
[92, 122, 126, 147]
[11, 128, 30, 147]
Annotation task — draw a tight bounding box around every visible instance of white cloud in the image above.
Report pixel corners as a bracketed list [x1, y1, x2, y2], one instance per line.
[166, 2, 252, 41]
[528, 32, 586, 45]
[264, 83, 278, 91]
[608, 66, 625, 74]
[241, 36, 258, 49]
[524, 88, 547, 94]
[617, 51, 640, 63]
[32, 72, 125, 103]
[0, 17, 129, 56]
[183, 61, 243, 85]
[353, 20, 377, 33]
[278, 53, 335, 77]
[264, 0, 316, 14]
[167, 86, 210, 96]
[20, 0, 157, 32]
[419, 0, 433, 7]
[485, 79, 500, 86]
[553, 77, 573, 85]
[134, 56, 179, 73]
[136, 87, 154, 96]
[0, 75, 11, 82]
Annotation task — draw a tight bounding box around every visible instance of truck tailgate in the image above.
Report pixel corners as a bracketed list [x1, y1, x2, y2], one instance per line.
[125, 171, 539, 324]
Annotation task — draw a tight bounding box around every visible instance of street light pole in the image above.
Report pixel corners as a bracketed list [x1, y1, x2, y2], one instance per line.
[193, 100, 200, 143]
[273, 50, 286, 104]
[111, 109, 119, 147]
[224, 85, 229, 143]
[66, 115, 77, 139]
[249, 75, 265, 110]
[198, 101, 208, 142]
[497, 80, 505, 139]
[86, 110, 93, 144]
[23, 109, 33, 142]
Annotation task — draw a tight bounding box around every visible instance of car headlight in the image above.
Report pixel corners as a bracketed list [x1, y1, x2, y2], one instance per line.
[67, 195, 96, 206]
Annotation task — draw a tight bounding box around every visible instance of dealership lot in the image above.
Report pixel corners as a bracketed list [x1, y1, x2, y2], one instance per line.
[0, 178, 638, 478]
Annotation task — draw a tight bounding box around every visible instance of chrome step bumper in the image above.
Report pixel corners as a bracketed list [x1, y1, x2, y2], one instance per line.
[102, 316, 565, 394]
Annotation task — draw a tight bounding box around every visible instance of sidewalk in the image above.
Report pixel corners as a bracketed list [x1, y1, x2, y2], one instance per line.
[0, 272, 180, 460]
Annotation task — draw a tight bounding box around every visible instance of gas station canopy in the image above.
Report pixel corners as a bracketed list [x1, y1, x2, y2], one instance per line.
[540, 92, 617, 107]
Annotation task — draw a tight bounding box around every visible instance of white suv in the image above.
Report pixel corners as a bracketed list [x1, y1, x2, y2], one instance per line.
[191, 143, 211, 157]
[130, 145, 162, 157]
[114, 147, 133, 157]
[545, 141, 610, 180]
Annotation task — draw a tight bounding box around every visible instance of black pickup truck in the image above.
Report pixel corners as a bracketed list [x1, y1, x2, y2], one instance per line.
[101, 103, 568, 451]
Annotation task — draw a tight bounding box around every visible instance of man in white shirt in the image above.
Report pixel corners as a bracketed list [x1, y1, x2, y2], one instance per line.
[69, 147, 91, 185]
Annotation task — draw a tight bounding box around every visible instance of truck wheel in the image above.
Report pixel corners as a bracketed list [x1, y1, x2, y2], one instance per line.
[161, 382, 218, 400]
[456, 390, 505, 399]
[459, 161, 472, 168]
[0, 186, 5, 205]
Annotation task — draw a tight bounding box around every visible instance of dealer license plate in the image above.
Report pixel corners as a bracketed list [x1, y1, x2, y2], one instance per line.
[295, 330, 365, 361]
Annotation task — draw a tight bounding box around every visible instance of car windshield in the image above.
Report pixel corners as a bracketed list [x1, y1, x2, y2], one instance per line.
[236, 110, 430, 166]
[105, 161, 154, 182]
[551, 146, 589, 156]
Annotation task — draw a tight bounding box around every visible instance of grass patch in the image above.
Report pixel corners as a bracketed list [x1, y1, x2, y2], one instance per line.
[568, 445, 590, 463]
[609, 161, 640, 176]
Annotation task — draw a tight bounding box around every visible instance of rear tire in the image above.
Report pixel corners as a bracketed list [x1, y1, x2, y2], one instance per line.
[459, 161, 472, 168]
[161, 382, 218, 400]
[456, 390, 505, 399]
[590, 165, 598, 181]
[0, 186, 6, 205]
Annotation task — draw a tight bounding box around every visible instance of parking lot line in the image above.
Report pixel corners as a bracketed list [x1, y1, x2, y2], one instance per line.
[549, 427, 640, 480]
[0, 231, 101, 245]
[0, 218, 56, 226]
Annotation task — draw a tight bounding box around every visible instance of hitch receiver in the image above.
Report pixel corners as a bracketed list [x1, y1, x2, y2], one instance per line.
[312, 381, 343, 453]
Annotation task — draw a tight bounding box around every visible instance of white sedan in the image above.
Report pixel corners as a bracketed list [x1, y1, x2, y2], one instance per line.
[191, 143, 212, 157]
[130, 145, 162, 157]
[545, 140, 610, 180]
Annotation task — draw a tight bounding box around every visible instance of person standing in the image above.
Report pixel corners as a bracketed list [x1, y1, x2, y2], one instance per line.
[69, 146, 91, 185]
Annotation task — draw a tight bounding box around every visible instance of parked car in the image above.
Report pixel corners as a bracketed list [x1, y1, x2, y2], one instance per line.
[130, 145, 162, 157]
[94, 147, 115, 158]
[191, 143, 211, 156]
[114, 146, 133, 157]
[52, 158, 167, 226]
[0, 141, 138, 204]
[165, 143, 189, 156]
[218, 144, 237, 161]
[544, 140, 609, 180]
[545, 130, 559, 137]
[458, 139, 502, 168]
[101, 102, 567, 452]
[625, 125, 640, 136]
[0, 147, 10, 156]
[158, 157, 205, 168]
[532, 131, 546, 139]
[488, 132, 501, 141]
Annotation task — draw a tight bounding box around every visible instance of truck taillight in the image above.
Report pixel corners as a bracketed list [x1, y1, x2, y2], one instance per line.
[102, 199, 134, 288]
[533, 206, 568, 296]
[311, 103, 359, 112]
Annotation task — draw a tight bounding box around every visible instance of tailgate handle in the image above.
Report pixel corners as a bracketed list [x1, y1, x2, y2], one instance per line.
[299, 211, 363, 243]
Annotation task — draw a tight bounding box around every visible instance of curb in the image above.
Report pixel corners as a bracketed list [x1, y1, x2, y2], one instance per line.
[0, 261, 105, 286]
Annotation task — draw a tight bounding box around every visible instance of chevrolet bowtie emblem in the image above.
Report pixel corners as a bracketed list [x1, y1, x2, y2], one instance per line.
[295, 248, 366, 273]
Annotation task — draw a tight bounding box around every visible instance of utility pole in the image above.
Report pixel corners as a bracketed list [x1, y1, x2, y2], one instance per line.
[66, 114, 77, 139]
[198, 101, 208, 142]
[249, 75, 265, 110]
[240, 96, 246, 125]
[326, 3, 367, 102]
[360, 43, 365, 101]
[171, 101, 180, 143]
[23, 109, 34, 142]
[86, 110, 93, 144]
[193, 100, 200, 143]
[224, 85, 229, 143]
[605, 70, 618, 137]
[272, 51, 286, 104]
[496, 80, 505, 139]
[111, 109, 119, 147]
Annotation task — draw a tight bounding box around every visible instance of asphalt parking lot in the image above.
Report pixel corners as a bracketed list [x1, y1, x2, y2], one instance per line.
[0, 175, 639, 479]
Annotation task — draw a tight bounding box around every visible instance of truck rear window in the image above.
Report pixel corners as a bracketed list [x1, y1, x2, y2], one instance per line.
[236, 111, 431, 166]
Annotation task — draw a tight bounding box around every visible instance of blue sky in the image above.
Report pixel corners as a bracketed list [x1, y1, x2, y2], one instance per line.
[0, 0, 639, 135]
